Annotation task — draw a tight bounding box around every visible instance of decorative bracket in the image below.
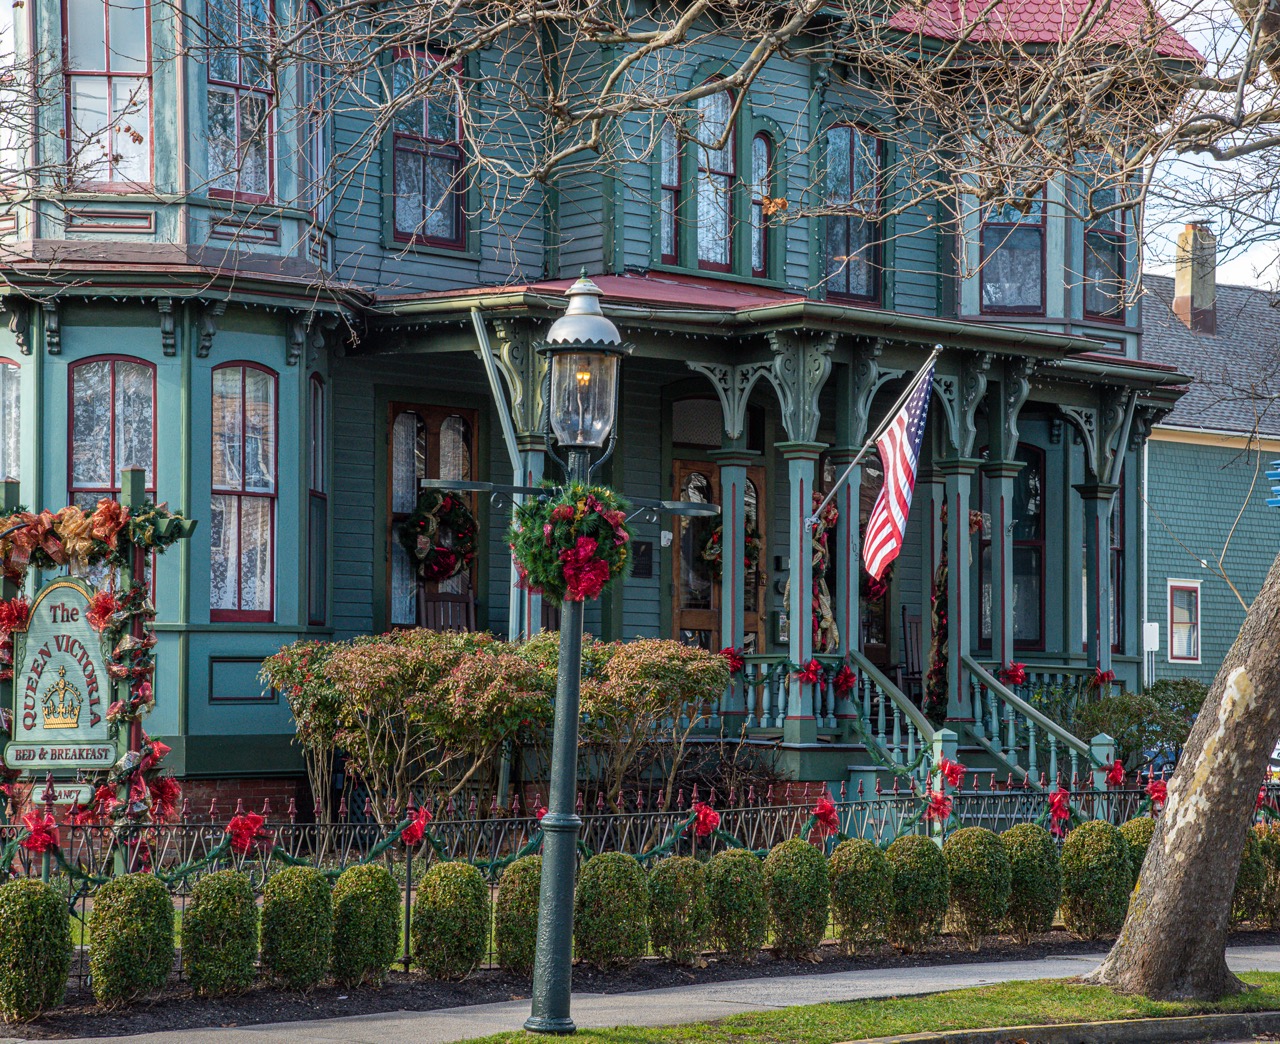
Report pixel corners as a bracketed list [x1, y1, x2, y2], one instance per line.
[958, 352, 993, 457]
[997, 356, 1036, 459]
[286, 311, 313, 367]
[197, 300, 227, 358]
[847, 341, 893, 446]
[491, 318, 547, 436]
[41, 299, 60, 355]
[1128, 404, 1163, 451]
[764, 331, 835, 443]
[1, 297, 30, 356]
[931, 370, 959, 452]
[686, 360, 772, 441]
[158, 299, 176, 357]
[1058, 404, 1099, 476]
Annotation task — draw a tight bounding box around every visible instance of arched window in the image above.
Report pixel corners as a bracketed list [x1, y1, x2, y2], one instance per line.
[750, 133, 772, 278]
[211, 363, 277, 621]
[299, 2, 328, 220]
[0, 359, 18, 480]
[68, 356, 155, 507]
[659, 118, 680, 265]
[64, 0, 152, 186]
[824, 124, 880, 301]
[207, 0, 273, 201]
[695, 87, 734, 271]
[307, 374, 326, 625]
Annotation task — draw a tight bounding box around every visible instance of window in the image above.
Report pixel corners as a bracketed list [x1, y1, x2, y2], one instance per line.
[299, 2, 327, 220]
[1168, 582, 1200, 663]
[68, 357, 154, 507]
[980, 197, 1045, 313]
[392, 51, 464, 247]
[1110, 479, 1124, 652]
[751, 133, 772, 278]
[211, 364, 276, 621]
[1084, 183, 1127, 319]
[659, 119, 679, 264]
[0, 0, 27, 184]
[64, 0, 151, 186]
[207, 0, 272, 201]
[824, 124, 880, 301]
[695, 88, 734, 270]
[979, 444, 1045, 649]
[0, 359, 17, 480]
[307, 375, 326, 625]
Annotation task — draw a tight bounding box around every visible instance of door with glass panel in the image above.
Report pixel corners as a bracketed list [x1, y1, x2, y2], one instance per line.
[671, 460, 767, 652]
[387, 403, 478, 630]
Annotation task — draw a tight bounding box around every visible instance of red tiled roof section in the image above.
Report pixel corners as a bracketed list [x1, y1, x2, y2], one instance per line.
[887, 0, 1200, 62]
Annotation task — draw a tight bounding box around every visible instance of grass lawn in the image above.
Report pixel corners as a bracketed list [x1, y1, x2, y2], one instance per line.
[462, 973, 1280, 1043]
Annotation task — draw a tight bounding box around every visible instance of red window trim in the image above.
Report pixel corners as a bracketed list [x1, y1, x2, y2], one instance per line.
[61, 0, 155, 190]
[210, 361, 278, 623]
[825, 122, 882, 305]
[979, 195, 1046, 316]
[751, 132, 771, 279]
[206, 0, 275, 204]
[659, 118, 680, 266]
[1167, 582, 1201, 663]
[67, 355, 157, 501]
[695, 83, 735, 274]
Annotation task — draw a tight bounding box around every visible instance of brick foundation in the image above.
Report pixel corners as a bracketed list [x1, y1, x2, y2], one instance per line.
[179, 776, 313, 820]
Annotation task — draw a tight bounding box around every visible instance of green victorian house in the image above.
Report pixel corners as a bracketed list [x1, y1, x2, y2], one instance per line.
[0, 0, 1193, 803]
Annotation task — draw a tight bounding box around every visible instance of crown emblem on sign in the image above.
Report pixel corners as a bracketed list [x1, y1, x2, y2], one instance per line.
[41, 666, 82, 730]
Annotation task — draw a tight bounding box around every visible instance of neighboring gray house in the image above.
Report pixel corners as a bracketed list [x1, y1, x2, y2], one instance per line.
[1141, 225, 1280, 686]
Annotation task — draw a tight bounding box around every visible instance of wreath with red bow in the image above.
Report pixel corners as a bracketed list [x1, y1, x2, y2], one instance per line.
[397, 490, 479, 583]
[509, 484, 632, 604]
[700, 525, 763, 580]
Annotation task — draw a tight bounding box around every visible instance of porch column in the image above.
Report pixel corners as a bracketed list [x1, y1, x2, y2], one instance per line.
[779, 440, 825, 744]
[980, 460, 1024, 670]
[709, 448, 758, 727]
[1076, 481, 1119, 672]
[515, 434, 547, 639]
[826, 446, 861, 718]
[937, 458, 980, 720]
[922, 469, 944, 665]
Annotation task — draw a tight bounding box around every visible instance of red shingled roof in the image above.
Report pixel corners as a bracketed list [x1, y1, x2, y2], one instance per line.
[887, 0, 1200, 62]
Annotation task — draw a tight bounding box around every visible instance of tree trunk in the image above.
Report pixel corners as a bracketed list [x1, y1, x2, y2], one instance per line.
[1086, 548, 1280, 999]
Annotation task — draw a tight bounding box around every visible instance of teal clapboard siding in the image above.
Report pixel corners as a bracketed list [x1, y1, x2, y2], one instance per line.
[1146, 437, 1278, 686]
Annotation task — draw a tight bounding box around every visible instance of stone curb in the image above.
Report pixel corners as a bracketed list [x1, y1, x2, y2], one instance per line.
[841, 1009, 1280, 1044]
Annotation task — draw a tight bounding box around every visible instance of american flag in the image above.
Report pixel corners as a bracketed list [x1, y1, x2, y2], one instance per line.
[862, 360, 935, 581]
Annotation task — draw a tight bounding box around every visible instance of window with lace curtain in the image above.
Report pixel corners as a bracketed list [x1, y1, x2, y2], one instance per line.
[824, 124, 881, 301]
[980, 196, 1045, 313]
[211, 363, 276, 621]
[0, 0, 27, 185]
[0, 360, 17, 481]
[206, 0, 273, 201]
[695, 86, 735, 271]
[68, 356, 154, 508]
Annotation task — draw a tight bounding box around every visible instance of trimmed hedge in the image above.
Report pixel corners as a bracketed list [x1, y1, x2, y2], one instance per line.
[183, 870, 258, 996]
[1001, 823, 1061, 942]
[885, 835, 949, 952]
[495, 855, 542, 975]
[1119, 816, 1156, 877]
[413, 862, 491, 979]
[1060, 820, 1132, 939]
[261, 866, 334, 990]
[89, 872, 175, 1007]
[829, 839, 893, 952]
[705, 848, 767, 961]
[944, 827, 1011, 950]
[648, 857, 709, 965]
[332, 864, 401, 986]
[0, 879, 72, 1020]
[764, 839, 829, 959]
[1234, 828, 1268, 925]
[574, 852, 648, 969]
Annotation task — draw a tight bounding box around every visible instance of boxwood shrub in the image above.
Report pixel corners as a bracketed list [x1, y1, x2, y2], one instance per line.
[1119, 816, 1156, 877]
[1001, 822, 1061, 942]
[89, 872, 175, 1007]
[495, 855, 542, 975]
[885, 835, 949, 952]
[1060, 820, 1132, 939]
[0, 879, 72, 1020]
[574, 852, 648, 969]
[705, 848, 766, 961]
[412, 862, 491, 979]
[183, 870, 258, 996]
[943, 827, 1012, 950]
[1234, 828, 1268, 925]
[648, 857, 709, 965]
[332, 864, 401, 986]
[829, 839, 893, 953]
[260, 866, 334, 990]
[763, 839, 829, 959]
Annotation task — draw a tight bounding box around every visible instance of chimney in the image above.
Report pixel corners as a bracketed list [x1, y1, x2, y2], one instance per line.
[1173, 223, 1216, 334]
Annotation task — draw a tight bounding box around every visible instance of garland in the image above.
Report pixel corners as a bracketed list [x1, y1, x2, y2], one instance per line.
[509, 484, 631, 604]
[781, 494, 840, 654]
[700, 524, 763, 580]
[396, 491, 479, 583]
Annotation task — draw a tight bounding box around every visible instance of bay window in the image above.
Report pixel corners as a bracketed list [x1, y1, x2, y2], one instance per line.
[207, 0, 273, 201]
[1168, 582, 1200, 663]
[391, 51, 465, 247]
[824, 124, 880, 301]
[980, 197, 1045, 313]
[65, 0, 151, 186]
[68, 357, 154, 508]
[211, 363, 276, 621]
[695, 88, 734, 270]
[0, 359, 18, 481]
[1084, 188, 1127, 319]
[307, 375, 327, 625]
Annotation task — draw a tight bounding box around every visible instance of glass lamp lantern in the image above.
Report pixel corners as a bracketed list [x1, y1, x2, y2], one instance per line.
[540, 275, 632, 449]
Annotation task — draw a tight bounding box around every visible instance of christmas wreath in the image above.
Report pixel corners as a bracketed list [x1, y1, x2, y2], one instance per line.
[397, 490, 479, 583]
[509, 484, 631, 604]
[700, 524, 763, 580]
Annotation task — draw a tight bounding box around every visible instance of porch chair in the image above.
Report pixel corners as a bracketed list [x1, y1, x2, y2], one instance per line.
[417, 575, 477, 632]
[895, 609, 924, 700]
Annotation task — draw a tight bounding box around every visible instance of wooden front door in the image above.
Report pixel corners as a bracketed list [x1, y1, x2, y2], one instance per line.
[671, 460, 767, 651]
[387, 402, 479, 630]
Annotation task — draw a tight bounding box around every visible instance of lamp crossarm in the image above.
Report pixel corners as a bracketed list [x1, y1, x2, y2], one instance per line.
[418, 478, 719, 518]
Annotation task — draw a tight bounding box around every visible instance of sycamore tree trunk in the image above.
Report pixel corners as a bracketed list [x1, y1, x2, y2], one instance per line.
[1086, 549, 1280, 1000]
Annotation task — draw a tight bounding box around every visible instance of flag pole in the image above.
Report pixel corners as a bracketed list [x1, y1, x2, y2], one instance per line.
[806, 345, 943, 530]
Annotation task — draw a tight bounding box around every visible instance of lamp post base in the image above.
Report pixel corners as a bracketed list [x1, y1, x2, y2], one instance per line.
[523, 1015, 578, 1035]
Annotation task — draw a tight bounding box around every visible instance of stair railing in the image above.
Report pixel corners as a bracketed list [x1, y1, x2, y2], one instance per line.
[848, 648, 936, 785]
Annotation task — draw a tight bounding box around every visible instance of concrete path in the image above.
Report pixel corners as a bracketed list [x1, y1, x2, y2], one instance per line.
[25, 945, 1280, 1044]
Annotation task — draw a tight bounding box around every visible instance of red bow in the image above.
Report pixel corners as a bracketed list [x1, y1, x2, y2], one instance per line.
[20, 811, 58, 853]
[1047, 788, 1072, 836]
[86, 590, 122, 632]
[924, 790, 952, 822]
[691, 801, 720, 838]
[148, 776, 181, 822]
[1105, 760, 1125, 788]
[535, 805, 548, 821]
[1259, 786, 1269, 812]
[400, 805, 434, 847]
[795, 659, 824, 686]
[226, 812, 271, 855]
[560, 536, 610, 602]
[720, 647, 746, 675]
[1146, 778, 1168, 809]
[812, 797, 840, 837]
[938, 757, 966, 789]
[833, 665, 857, 695]
[998, 662, 1027, 686]
[1093, 667, 1117, 689]
[139, 739, 171, 772]
[0, 596, 29, 637]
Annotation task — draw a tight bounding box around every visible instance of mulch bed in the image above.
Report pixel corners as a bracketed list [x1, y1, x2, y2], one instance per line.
[16, 928, 1280, 1040]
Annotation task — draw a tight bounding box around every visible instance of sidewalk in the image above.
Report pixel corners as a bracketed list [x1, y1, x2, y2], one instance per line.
[26, 945, 1280, 1044]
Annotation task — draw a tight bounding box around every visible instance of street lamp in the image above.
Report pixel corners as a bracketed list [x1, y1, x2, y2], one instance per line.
[525, 274, 631, 1036]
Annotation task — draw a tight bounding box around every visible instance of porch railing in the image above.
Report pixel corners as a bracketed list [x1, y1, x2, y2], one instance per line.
[963, 655, 1108, 789]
